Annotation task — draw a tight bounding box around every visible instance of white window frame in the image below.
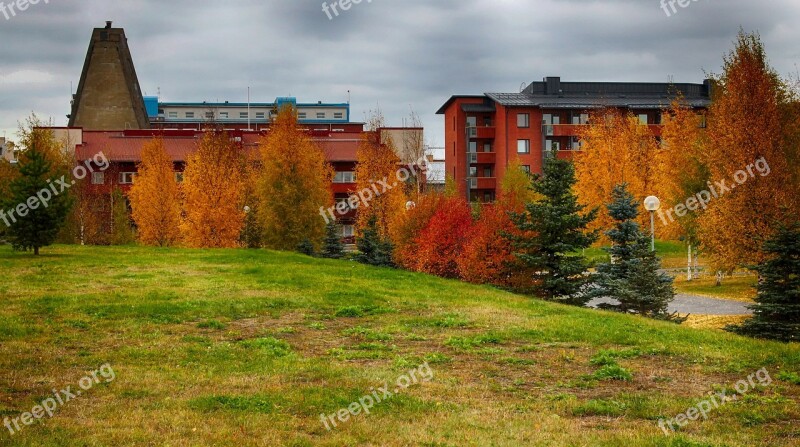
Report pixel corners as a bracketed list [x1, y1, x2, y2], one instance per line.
[185, 112, 195, 119]
[333, 171, 356, 183]
[255, 112, 266, 119]
[298, 112, 307, 119]
[334, 112, 344, 119]
[342, 225, 354, 238]
[168, 111, 178, 119]
[316, 112, 326, 119]
[517, 113, 530, 128]
[219, 112, 229, 119]
[517, 139, 530, 154]
[91, 171, 105, 185]
[119, 172, 135, 184]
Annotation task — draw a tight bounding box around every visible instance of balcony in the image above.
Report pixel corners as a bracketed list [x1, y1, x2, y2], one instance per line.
[468, 177, 497, 190]
[466, 125, 496, 139]
[548, 124, 588, 137]
[467, 152, 496, 164]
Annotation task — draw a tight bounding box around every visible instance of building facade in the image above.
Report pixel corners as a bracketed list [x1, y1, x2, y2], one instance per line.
[437, 77, 711, 202]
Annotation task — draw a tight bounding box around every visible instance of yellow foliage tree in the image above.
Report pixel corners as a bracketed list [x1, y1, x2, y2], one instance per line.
[181, 130, 246, 248]
[128, 138, 181, 247]
[574, 109, 659, 241]
[699, 31, 800, 270]
[653, 98, 708, 243]
[355, 112, 408, 241]
[256, 107, 332, 250]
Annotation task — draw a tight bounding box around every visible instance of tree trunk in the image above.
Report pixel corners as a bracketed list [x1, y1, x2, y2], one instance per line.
[34, 246, 39, 256]
[715, 270, 723, 286]
[687, 244, 693, 281]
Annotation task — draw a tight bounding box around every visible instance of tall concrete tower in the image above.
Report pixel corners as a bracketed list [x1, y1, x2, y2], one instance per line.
[68, 21, 150, 130]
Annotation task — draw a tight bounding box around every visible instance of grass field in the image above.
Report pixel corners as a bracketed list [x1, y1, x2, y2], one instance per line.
[0, 245, 798, 446]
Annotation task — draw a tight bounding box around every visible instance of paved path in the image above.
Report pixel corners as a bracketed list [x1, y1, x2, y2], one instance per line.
[588, 294, 753, 315]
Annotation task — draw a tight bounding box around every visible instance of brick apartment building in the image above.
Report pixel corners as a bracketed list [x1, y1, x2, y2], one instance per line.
[51, 22, 423, 241]
[437, 77, 711, 202]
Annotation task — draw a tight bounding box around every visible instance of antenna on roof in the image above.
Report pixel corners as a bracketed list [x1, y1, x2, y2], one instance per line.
[347, 90, 350, 105]
[667, 75, 674, 84]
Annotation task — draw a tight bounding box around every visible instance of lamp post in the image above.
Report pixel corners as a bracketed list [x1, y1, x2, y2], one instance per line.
[243, 205, 251, 247]
[643, 196, 661, 252]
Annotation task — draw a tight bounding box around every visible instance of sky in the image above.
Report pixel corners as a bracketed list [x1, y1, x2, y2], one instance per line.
[1, 0, 799, 146]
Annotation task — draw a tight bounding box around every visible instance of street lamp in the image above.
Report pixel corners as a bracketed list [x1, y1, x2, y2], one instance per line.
[643, 196, 661, 252]
[243, 206, 251, 248]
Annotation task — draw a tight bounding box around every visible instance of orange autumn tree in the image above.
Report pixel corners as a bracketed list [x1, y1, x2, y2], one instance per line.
[574, 109, 659, 241]
[355, 112, 408, 240]
[457, 159, 531, 286]
[256, 107, 332, 250]
[412, 197, 473, 278]
[653, 98, 708, 247]
[129, 137, 181, 246]
[699, 31, 800, 270]
[391, 192, 442, 269]
[180, 130, 246, 248]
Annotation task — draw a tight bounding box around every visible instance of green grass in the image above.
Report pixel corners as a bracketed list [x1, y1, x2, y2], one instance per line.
[0, 244, 798, 446]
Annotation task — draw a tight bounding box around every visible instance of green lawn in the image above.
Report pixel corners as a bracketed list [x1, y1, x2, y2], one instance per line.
[0, 245, 798, 446]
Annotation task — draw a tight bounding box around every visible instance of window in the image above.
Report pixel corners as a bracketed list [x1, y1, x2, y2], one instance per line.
[483, 167, 493, 177]
[240, 112, 248, 119]
[256, 112, 266, 119]
[185, 112, 194, 119]
[517, 139, 530, 154]
[638, 114, 648, 125]
[205, 111, 214, 119]
[483, 143, 492, 153]
[469, 167, 477, 177]
[317, 112, 326, 119]
[517, 113, 530, 128]
[91, 171, 104, 185]
[175, 172, 184, 183]
[545, 140, 560, 152]
[342, 225, 354, 238]
[219, 112, 228, 119]
[521, 165, 531, 173]
[298, 112, 307, 119]
[334, 171, 356, 183]
[572, 113, 589, 125]
[119, 172, 135, 184]
[334, 112, 344, 119]
[168, 111, 178, 119]
[468, 142, 477, 153]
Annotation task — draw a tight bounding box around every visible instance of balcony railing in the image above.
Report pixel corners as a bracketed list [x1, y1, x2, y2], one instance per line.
[466, 125, 496, 139]
[468, 177, 497, 190]
[468, 152, 496, 164]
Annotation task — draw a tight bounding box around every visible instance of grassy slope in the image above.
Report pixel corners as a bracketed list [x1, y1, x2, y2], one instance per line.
[0, 245, 797, 447]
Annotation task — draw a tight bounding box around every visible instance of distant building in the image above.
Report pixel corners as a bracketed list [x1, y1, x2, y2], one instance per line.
[57, 23, 426, 241]
[0, 137, 18, 163]
[68, 21, 150, 130]
[437, 77, 711, 202]
[425, 146, 445, 189]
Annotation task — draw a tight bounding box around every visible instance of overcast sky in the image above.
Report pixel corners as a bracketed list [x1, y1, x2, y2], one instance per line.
[1, 0, 798, 146]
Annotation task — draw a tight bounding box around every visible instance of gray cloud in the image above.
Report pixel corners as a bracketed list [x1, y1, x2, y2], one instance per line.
[0, 0, 798, 146]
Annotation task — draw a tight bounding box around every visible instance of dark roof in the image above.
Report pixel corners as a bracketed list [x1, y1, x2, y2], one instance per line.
[438, 77, 712, 114]
[435, 95, 487, 114]
[484, 93, 710, 109]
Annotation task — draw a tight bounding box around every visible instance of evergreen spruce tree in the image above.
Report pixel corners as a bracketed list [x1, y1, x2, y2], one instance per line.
[355, 216, 394, 267]
[727, 223, 800, 342]
[509, 158, 598, 305]
[5, 147, 72, 255]
[321, 220, 346, 259]
[591, 184, 682, 321]
[297, 238, 316, 256]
